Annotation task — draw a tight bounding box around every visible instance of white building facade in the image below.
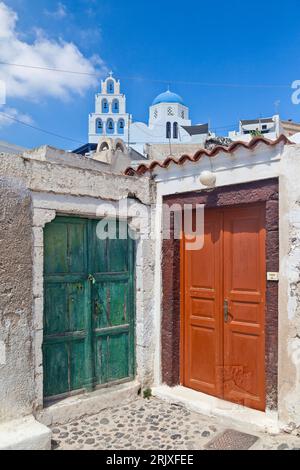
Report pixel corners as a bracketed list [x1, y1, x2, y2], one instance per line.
[88, 75, 300, 158]
[89, 73, 210, 156]
[89, 73, 130, 144]
[228, 115, 282, 142]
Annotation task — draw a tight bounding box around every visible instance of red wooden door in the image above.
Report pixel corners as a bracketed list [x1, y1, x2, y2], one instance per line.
[182, 211, 223, 398]
[223, 206, 266, 410]
[181, 205, 266, 411]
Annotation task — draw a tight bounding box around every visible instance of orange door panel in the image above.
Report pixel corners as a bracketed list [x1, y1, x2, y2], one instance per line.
[181, 205, 266, 411]
[223, 206, 266, 411]
[182, 210, 223, 398]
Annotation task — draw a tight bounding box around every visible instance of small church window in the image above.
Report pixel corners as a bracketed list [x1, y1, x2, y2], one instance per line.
[154, 109, 158, 119]
[168, 107, 174, 116]
[166, 122, 171, 139]
[173, 122, 178, 139]
[96, 118, 103, 134]
[102, 99, 109, 113]
[112, 99, 119, 113]
[181, 110, 184, 119]
[118, 119, 125, 134]
[106, 119, 115, 134]
[107, 79, 114, 94]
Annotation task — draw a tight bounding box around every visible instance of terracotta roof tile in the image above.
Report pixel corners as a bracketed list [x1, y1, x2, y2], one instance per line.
[124, 135, 292, 176]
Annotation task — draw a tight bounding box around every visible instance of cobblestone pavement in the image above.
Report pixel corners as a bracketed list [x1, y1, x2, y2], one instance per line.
[51, 397, 300, 450]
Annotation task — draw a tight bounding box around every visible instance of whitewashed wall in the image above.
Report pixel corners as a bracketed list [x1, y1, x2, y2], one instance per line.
[151, 141, 300, 429]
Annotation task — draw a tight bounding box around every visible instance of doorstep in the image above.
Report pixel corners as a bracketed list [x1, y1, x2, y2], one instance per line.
[37, 380, 141, 426]
[152, 385, 280, 434]
[0, 415, 51, 450]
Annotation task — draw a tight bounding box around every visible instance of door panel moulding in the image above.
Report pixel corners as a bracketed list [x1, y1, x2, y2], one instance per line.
[181, 205, 266, 411]
[31, 192, 154, 413]
[43, 216, 135, 400]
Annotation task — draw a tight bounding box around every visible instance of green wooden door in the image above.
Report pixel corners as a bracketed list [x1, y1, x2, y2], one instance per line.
[89, 220, 135, 385]
[43, 217, 135, 400]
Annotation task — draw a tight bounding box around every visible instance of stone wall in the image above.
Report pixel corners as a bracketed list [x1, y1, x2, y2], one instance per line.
[1, 147, 154, 205]
[0, 149, 155, 424]
[278, 146, 300, 429]
[0, 176, 34, 423]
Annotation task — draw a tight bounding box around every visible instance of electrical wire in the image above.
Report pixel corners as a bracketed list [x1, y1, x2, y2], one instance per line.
[0, 110, 270, 146]
[0, 111, 85, 145]
[1, 109, 280, 146]
[0, 62, 284, 144]
[0, 61, 291, 88]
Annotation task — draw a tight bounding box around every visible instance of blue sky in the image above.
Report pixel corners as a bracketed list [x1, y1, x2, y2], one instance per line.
[1, 0, 300, 150]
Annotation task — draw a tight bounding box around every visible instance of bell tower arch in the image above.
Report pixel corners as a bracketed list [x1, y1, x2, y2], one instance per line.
[89, 72, 130, 144]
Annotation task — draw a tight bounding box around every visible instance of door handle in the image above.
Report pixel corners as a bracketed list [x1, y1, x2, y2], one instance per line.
[88, 274, 96, 284]
[224, 299, 229, 323]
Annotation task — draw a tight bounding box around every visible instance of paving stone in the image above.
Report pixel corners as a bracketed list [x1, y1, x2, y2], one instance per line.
[50, 396, 300, 451]
[277, 443, 289, 450]
[100, 418, 109, 425]
[85, 438, 95, 445]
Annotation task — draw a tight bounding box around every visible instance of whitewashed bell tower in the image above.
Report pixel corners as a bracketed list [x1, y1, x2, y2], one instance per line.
[88, 72, 130, 144]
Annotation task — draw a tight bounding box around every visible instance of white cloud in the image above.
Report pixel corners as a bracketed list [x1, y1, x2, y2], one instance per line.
[44, 2, 67, 20]
[0, 1, 16, 39]
[0, 2, 107, 102]
[0, 106, 33, 128]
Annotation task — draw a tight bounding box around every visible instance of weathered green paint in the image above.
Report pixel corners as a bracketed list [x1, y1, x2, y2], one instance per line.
[43, 217, 135, 400]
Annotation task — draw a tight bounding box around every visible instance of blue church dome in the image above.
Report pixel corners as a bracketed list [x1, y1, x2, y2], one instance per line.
[152, 90, 184, 106]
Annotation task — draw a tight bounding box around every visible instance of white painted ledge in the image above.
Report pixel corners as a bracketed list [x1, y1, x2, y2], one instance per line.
[37, 380, 141, 426]
[0, 415, 51, 450]
[152, 385, 280, 434]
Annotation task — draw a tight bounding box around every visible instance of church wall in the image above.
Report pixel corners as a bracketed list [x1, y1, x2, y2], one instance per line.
[89, 73, 207, 152]
[89, 74, 129, 143]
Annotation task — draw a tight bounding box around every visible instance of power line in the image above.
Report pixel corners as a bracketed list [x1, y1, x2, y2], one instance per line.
[0, 110, 244, 147]
[0, 61, 291, 89]
[2, 108, 279, 147]
[0, 112, 85, 145]
[0, 62, 98, 77]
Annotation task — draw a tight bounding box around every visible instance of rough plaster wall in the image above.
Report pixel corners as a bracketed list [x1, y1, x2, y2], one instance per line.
[0, 152, 153, 206]
[23, 145, 132, 175]
[135, 237, 156, 388]
[0, 151, 155, 421]
[0, 176, 34, 423]
[279, 146, 300, 428]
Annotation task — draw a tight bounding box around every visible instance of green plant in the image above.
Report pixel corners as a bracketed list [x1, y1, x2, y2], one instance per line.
[143, 388, 152, 399]
[250, 129, 263, 137]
